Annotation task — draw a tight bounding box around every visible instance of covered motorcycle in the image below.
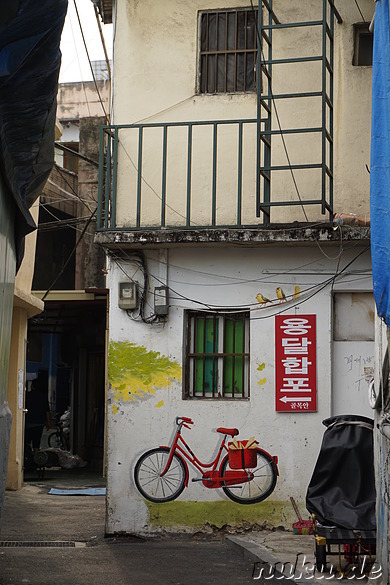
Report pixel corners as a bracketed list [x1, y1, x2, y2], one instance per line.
[306, 415, 376, 530]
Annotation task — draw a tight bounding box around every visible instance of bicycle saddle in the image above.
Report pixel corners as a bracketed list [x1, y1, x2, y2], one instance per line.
[217, 427, 239, 437]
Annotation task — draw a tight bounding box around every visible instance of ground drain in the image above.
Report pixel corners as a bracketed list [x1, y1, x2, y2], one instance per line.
[0, 541, 86, 548]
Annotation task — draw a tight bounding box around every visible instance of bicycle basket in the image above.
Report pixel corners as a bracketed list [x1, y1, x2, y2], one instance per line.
[228, 439, 257, 469]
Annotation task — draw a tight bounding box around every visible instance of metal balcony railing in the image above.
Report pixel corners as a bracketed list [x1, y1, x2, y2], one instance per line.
[97, 0, 342, 233]
[97, 119, 262, 231]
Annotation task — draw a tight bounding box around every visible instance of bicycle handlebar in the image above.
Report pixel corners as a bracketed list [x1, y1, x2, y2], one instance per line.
[176, 416, 194, 426]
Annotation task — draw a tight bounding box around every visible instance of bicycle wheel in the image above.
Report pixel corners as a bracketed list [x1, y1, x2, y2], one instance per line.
[48, 432, 62, 449]
[220, 449, 277, 504]
[134, 447, 187, 503]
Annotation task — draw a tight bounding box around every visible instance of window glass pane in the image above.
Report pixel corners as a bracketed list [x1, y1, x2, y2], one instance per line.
[217, 54, 226, 92]
[200, 13, 208, 52]
[247, 11, 257, 49]
[226, 53, 235, 92]
[207, 54, 216, 93]
[358, 33, 373, 66]
[208, 13, 217, 51]
[227, 12, 236, 50]
[217, 12, 226, 50]
[237, 11, 246, 50]
[200, 55, 207, 93]
[236, 53, 245, 92]
[246, 52, 255, 90]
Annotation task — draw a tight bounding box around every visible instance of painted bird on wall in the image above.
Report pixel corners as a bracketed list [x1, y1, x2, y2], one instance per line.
[276, 287, 287, 302]
[256, 292, 271, 305]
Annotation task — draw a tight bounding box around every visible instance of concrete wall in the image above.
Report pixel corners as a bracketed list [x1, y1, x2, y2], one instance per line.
[111, 0, 373, 226]
[105, 243, 372, 534]
[7, 204, 43, 491]
[0, 175, 16, 529]
[57, 80, 110, 121]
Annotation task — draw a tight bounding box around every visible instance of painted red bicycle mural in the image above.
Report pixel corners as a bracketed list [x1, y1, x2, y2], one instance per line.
[134, 416, 279, 504]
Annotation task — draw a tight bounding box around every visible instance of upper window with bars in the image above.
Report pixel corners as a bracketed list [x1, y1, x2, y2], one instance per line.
[198, 9, 258, 94]
[184, 310, 250, 399]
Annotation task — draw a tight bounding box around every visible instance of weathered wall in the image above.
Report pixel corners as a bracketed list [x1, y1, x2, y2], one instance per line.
[111, 0, 373, 226]
[105, 243, 372, 534]
[75, 116, 106, 290]
[57, 80, 110, 121]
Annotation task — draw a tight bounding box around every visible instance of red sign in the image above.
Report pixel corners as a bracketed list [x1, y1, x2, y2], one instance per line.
[275, 315, 317, 412]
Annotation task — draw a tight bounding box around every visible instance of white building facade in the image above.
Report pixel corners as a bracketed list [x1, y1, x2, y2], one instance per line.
[95, 0, 375, 535]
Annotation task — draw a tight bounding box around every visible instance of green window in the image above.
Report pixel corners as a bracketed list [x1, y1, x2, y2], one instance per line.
[185, 310, 250, 398]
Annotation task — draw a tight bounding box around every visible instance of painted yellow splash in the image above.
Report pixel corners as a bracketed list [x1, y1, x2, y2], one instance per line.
[155, 400, 164, 408]
[108, 341, 182, 404]
[258, 378, 267, 386]
[257, 362, 265, 372]
[112, 404, 119, 414]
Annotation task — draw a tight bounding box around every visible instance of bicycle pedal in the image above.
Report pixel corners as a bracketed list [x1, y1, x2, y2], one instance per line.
[191, 478, 204, 483]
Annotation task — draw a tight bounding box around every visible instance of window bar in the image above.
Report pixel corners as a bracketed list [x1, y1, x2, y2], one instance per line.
[235, 11, 238, 92]
[104, 129, 112, 230]
[242, 316, 246, 397]
[237, 121, 243, 226]
[202, 314, 207, 397]
[215, 14, 218, 94]
[97, 127, 105, 229]
[213, 314, 217, 397]
[161, 125, 167, 228]
[211, 123, 217, 226]
[186, 124, 192, 227]
[321, 0, 327, 215]
[192, 315, 197, 397]
[232, 316, 236, 398]
[110, 126, 118, 229]
[329, 0, 334, 217]
[136, 126, 143, 228]
[244, 11, 247, 90]
[225, 11, 228, 92]
[205, 13, 209, 92]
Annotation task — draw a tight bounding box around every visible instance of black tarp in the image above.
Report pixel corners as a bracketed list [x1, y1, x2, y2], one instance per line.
[0, 0, 68, 269]
[306, 415, 376, 530]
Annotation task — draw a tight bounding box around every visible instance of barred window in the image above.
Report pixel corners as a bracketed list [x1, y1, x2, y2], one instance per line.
[184, 310, 250, 399]
[199, 9, 258, 94]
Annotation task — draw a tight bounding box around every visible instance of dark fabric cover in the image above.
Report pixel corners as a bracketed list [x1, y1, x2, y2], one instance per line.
[0, 0, 68, 268]
[306, 415, 376, 530]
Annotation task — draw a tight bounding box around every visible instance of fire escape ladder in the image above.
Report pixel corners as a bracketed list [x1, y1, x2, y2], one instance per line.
[256, 0, 342, 226]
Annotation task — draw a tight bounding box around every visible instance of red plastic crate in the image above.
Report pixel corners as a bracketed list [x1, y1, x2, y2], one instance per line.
[228, 440, 257, 469]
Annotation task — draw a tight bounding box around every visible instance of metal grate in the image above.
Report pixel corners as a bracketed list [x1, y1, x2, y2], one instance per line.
[0, 541, 86, 548]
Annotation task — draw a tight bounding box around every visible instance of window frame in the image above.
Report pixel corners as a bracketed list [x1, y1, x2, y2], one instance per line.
[352, 23, 373, 67]
[197, 8, 258, 95]
[183, 309, 250, 400]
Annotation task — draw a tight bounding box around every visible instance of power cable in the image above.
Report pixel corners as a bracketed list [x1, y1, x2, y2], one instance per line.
[354, 0, 366, 22]
[72, 0, 109, 123]
[41, 208, 97, 301]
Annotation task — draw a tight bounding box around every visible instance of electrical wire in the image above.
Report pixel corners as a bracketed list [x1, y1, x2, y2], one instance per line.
[41, 208, 97, 302]
[354, 0, 366, 22]
[72, 0, 109, 123]
[108, 245, 370, 317]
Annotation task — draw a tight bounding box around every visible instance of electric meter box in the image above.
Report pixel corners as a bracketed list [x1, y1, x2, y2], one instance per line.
[118, 282, 138, 310]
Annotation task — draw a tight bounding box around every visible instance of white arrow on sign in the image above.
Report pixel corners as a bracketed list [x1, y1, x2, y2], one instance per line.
[280, 396, 312, 403]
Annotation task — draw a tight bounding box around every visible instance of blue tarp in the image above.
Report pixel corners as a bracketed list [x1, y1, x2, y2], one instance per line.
[371, 0, 390, 326]
[0, 0, 68, 268]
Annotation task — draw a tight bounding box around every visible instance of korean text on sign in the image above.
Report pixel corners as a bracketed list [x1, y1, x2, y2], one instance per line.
[275, 315, 317, 412]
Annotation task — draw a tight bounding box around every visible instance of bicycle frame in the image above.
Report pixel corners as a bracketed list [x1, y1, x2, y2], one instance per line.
[159, 418, 253, 489]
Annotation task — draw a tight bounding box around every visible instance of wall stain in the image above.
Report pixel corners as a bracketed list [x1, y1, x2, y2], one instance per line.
[145, 500, 294, 530]
[108, 341, 182, 405]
